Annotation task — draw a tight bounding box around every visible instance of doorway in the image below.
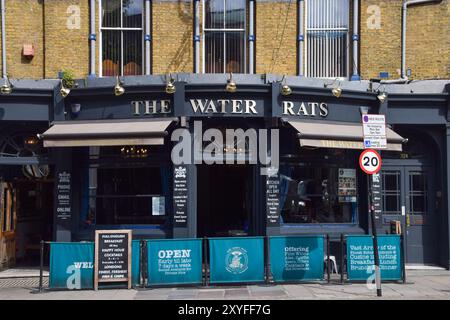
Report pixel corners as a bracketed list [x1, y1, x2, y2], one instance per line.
[197, 165, 252, 237]
[381, 165, 437, 265]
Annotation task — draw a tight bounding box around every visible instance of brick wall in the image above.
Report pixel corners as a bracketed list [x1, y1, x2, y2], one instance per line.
[0, 0, 448, 80]
[255, 0, 297, 75]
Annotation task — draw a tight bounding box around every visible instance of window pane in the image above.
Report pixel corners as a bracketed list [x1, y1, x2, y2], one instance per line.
[123, 0, 143, 28]
[385, 195, 399, 213]
[123, 31, 142, 75]
[306, 0, 349, 78]
[205, 0, 224, 29]
[225, 0, 246, 29]
[205, 31, 224, 73]
[411, 196, 426, 214]
[384, 172, 399, 191]
[102, 0, 121, 28]
[411, 173, 426, 192]
[225, 32, 245, 73]
[102, 30, 120, 76]
[280, 166, 358, 224]
[382, 171, 401, 214]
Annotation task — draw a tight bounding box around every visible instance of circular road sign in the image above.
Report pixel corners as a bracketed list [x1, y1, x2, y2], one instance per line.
[359, 149, 382, 175]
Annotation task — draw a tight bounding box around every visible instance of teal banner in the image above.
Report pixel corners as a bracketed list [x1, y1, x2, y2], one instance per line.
[147, 239, 202, 286]
[346, 235, 403, 281]
[49, 242, 94, 289]
[50, 241, 140, 290]
[132, 240, 140, 286]
[269, 236, 324, 282]
[209, 237, 264, 284]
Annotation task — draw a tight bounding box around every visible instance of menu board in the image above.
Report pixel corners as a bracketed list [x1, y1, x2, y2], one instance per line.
[94, 230, 132, 290]
[266, 171, 280, 226]
[56, 171, 71, 220]
[338, 169, 357, 203]
[173, 165, 188, 227]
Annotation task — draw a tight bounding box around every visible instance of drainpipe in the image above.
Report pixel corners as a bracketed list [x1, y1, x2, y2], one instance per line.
[1, 0, 6, 78]
[248, 0, 255, 74]
[350, 0, 360, 81]
[145, 0, 151, 75]
[194, 0, 200, 73]
[297, 0, 304, 76]
[380, 0, 441, 84]
[89, 0, 96, 76]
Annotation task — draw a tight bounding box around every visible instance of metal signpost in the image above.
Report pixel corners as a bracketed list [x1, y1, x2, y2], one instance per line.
[361, 114, 386, 298]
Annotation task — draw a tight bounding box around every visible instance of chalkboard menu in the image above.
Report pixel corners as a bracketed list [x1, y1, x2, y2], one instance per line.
[56, 171, 71, 220]
[173, 165, 188, 227]
[94, 230, 132, 290]
[266, 170, 280, 226]
[371, 173, 383, 228]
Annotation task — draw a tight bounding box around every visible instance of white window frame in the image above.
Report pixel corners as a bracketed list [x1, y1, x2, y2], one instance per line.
[98, 0, 144, 77]
[304, 0, 350, 79]
[201, 0, 247, 74]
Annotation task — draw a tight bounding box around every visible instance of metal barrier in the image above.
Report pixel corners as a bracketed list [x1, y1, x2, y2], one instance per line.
[37, 233, 406, 292]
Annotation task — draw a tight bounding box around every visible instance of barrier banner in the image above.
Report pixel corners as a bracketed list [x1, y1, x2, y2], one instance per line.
[209, 237, 264, 284]
[147, 239, 202, 286]
[132, 240, 140, 286]
[346, 235, 402, 281]
[49, 242, 94, 289]
[269, 236, 324, 282]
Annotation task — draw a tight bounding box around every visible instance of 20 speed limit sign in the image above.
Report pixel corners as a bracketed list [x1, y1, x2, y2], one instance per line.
[359, 149, 382, 175]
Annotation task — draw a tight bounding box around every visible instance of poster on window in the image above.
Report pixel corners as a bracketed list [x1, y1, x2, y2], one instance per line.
[152, 196, 165, 216]
[338, 169, 357, 203]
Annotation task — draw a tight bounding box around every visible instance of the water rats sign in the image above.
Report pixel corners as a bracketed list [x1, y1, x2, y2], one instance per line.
[147, 239, 202, 286]
[269, 236, 324, 282]
[209, 237, 264, 284]
[49, 242, 94, 289]
[346, 235, 403, 281]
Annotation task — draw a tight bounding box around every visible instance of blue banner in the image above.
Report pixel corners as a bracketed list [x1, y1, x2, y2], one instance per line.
[49, 242, 94, 289]
[147, 239, 203, 286]
[209, 237, 264, 284]
[269, 236, 324, 282]
[346, 235, 402, 281]
[132, 240, 140, 286]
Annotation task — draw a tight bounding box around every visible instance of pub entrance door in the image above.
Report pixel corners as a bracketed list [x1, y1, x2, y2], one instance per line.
[197, 164, 253, 238]
[381, 164, 437, 265]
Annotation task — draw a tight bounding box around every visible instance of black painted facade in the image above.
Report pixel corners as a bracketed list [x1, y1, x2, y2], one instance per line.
[1, 75, 449, 269]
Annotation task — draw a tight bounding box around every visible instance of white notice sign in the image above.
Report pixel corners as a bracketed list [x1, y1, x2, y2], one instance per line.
[362, 114, 387, 149]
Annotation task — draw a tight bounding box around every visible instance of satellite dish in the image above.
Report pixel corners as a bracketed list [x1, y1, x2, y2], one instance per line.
[22, 164, 50, 179]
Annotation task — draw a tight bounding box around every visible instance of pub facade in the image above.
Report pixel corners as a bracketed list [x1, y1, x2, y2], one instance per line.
[2, 74, 448, 269]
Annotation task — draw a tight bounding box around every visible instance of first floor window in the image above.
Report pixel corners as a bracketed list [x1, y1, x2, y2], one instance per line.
[100, 0, 143, 76]
[279, 165, 358, 224]
[203, 0, 247, 73]
[305, 0, 350, 78]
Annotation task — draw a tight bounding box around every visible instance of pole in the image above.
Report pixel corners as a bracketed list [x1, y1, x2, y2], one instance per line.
[340, 233, 344, 284]
[369, 174, 382, 297]
[39, 240, 44, 292]
[326, 234, 331, 283]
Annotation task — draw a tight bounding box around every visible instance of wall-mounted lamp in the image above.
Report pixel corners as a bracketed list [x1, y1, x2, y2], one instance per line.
[60, 79, 70, 98]
[114, 75, 125, 96]
[324, 78, 342, 98]
[165, 73, 176, 94]
[377, 91, 388, 103]
[280, 75, 292, 96]
[1, 77, 12, 95]
[225, 72, 237, 93]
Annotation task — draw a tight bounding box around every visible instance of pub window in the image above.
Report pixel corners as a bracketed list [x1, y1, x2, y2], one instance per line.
[100, 0, 143, 76]
[203, 0, 247, 73]
[305, 0, 350, 78]
[82, 147, 170, 227]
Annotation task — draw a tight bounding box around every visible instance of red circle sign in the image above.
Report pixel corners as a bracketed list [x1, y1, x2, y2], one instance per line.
[359, 149, 382, 175]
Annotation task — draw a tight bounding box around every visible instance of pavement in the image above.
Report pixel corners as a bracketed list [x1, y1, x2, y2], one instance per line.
[0, 270, 449, 300]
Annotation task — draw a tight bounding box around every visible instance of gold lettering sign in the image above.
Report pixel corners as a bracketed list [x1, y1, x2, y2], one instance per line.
[319, 140, 363, 150]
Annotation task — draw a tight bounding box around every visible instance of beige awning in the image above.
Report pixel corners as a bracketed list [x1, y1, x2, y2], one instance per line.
[287, 120, 405, 151]
[40, 118, 175, 147]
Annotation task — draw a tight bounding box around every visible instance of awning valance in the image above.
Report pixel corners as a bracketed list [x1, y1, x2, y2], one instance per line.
[40, 118, 175, 147]
[286, 120, 405, 151]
